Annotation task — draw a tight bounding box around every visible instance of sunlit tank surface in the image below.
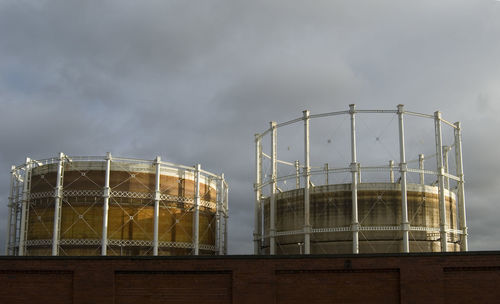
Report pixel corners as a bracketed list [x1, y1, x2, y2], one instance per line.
[6, 155, 228, 256]
[261, 183, 458, 254]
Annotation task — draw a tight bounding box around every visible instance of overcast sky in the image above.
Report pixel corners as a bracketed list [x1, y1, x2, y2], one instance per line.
[0, 0, 499, 254]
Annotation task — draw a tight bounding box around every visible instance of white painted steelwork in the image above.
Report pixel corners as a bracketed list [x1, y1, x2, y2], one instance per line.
[454, 122, 467, 251]
[389, 160, 395, 183]
[349, 104, 359, 254]
[6, 154, 228, 256]
[5, 166, 16, 255]
[223, 185, 229, 255]
[254, 105, 467, 255]
[18, 157, 31, 256]
[303, 110, 311, 254]
[419, 154, 425, 185]
[153, 156, 161, 256]
[434, 111, 448, 252]
[101, 152, 111, 256]
[217, 173, 226, 255]
[51, 152, 65, 256]
[270, 121, 277, 255]
[254, 136, 262, 254]
[397, 105, 409, 253]
[193, 163, 201, 255]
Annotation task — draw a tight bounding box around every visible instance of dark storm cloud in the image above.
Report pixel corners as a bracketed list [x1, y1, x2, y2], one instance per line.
[1, 0, 499, 253]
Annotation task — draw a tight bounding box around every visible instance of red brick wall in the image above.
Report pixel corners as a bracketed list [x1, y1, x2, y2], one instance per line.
[0, 252, 499, 304]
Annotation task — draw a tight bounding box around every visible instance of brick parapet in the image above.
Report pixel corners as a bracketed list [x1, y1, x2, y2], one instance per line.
[0, 252, 499, 303]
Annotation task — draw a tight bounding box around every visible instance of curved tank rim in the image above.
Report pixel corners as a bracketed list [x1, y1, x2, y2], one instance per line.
[264, 182, 456, 200]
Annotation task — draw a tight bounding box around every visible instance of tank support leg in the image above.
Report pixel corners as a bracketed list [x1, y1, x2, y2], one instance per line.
[419, 154, 425, 185]
[303, 110, 311, 255]
[435, 112, 448, 252]
[454, 122, 467, 251]
[219, 174, 226, 255]
[101, 152, 111, 256]
[19, 158, 31, 256]
[193, 164, 201, 255]
[153, 156, 161, 256]
[398, 105, 410, 253]
[51, 152, 65, 256]
[270, 122, 277, 255]
[224, 187, 228, 255]
[350, 104, 359, 254]
[6, 167, 16, 255]
[254, 135, 262, 255]
[443, 146, 450, 190]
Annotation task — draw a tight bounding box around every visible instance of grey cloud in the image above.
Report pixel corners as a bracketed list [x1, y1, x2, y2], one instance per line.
[1, 0, 500, 254]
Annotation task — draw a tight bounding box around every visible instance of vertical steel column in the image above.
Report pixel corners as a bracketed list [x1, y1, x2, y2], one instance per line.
[349, 104, 359, 254]
[153, 156, 161, 256]
[443, 146, 450, 189]
[270, 122, 277, 255]
[254, 135, 262, 254]
[12, 173, 21, 255]
[454, 122, 468, 251]
[18, 158, 31, 256]
[5, 166, 16, 255]
[389, 160, 395, 183]
[224, 175, 228, 255]
[397, 105, 410, 253]
[419, 154, 425, 185]
[224, 185, 229, 255]
[295, 161, 300, 189]
[52, 152, 65, 256]
[193, 164, 201, 255]
[303, 110, 311, 254]
[215, 176, 221, 254]
[217, 174, 225, 255]
[101, 152, 111, 256]
[434, 111, 448, 252]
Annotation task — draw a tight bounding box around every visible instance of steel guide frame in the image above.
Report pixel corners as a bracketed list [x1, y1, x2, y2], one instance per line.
[254, 104, 467, 254]
[6, 154, 228, 256]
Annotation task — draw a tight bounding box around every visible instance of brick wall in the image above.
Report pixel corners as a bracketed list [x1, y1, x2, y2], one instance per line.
[0, 252, 499, 304]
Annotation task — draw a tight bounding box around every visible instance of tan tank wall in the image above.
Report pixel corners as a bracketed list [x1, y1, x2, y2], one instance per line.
[262, 183, 459, 254]
[26, 162, 217, 256]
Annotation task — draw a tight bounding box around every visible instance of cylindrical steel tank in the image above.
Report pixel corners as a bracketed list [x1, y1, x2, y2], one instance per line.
[261, 183, 458, 254]
[254, 105, 467, 255]
[6, 154, 228, 256]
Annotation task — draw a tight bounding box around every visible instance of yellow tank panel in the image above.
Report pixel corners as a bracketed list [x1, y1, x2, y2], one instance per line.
[24, 160, 223, 256]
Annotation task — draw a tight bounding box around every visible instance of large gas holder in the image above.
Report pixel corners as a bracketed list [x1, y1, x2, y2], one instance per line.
[6, 154, 228, 256]
[254, 105, 467, 255]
